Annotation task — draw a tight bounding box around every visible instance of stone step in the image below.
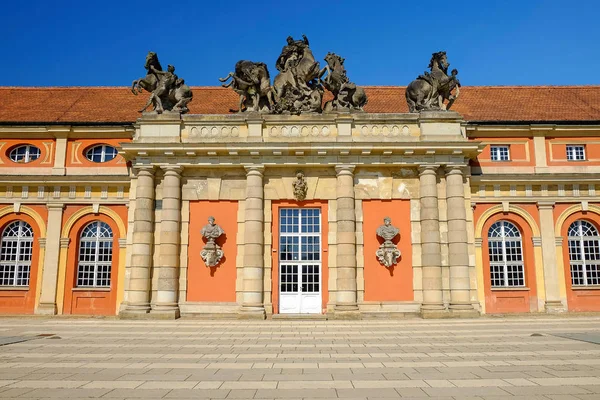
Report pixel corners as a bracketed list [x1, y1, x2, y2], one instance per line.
[271, 314, 328, 320]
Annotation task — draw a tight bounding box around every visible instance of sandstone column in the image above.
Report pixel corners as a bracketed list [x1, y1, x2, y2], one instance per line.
[36, 203, 64, 315]
[538, 201, 566, 312]
[419, 166, 446, 316]
[120, 166, 155, 317]
[152, 166, 182, 318]
[334, 165, 360, 318]
[239, 165, 266, 318]
[445, 167, 477, 315]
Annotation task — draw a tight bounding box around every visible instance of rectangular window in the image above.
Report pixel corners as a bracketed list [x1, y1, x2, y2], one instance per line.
[566, 145, 586, 161]
[490, 145, 510, 162]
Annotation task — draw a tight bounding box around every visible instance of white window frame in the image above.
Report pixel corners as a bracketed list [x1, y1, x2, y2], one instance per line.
[566, 145, 586, 161]
[490, 145, 510, 162]
[568, 220, 600, 287]
[0, 221, 34, 287]
[9, 145, 41, 164]
[85, 145, 118, 163]
[488, 220, 526, 288]
[77, 221, 113, 288]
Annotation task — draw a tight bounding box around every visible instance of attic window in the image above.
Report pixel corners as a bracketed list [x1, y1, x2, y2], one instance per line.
[9, 145, 41, 164]
[490, 145, 510, 162]
[85, 145, 118, 163]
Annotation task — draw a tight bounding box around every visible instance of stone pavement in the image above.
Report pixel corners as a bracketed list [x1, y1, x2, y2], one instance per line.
[0, 316, 600, 399]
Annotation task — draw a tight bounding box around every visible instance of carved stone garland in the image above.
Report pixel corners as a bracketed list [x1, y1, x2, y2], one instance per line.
[200, 216, 225, 267]
[375, 217, 401, 268]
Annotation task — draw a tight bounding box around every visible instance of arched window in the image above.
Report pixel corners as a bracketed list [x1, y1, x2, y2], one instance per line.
[0, 221, 34, 286]
[488, 220, 525, 287]
[77, 221, 113, 287]
[568, 220, 600, 286]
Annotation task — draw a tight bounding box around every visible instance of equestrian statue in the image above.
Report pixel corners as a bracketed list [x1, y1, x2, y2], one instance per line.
[219, 60, 274, 113]
[405, 51, 460, 113]
[320, 52, 367, 112]
[131, 52, 193, 114]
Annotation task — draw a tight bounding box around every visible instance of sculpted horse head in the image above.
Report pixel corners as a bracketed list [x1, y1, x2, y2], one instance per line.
[145, 51, 162, 72]
[324, 52, 345, 74]
[132, 51, 162, 95]
[428, 51, 449, 74]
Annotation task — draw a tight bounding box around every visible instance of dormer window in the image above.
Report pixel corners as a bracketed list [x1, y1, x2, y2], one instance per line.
[85, 145, 118, 163]
[490, 145, 510, 162]
[9, 145, 41, 164]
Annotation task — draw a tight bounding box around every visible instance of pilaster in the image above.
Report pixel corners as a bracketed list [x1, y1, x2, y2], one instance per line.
[35, 203, 64, 315]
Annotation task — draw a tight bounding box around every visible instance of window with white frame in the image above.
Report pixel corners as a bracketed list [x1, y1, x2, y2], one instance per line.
[490, 145, 510, 161]
[566, 145, 586, 161]
[77, 221, 113, 287]
[85, 145, 118, 163]
[488, 220, 525, 287]
[568, 220, 600, 286]
[9, 145, 41, 164]
[0, 221, 34, 286]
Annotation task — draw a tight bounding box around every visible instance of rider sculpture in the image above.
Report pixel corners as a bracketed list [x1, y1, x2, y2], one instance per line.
[131, 52, 193, 114]
[219, 60, 274, 113]
[320, 52, 367, 112]
[405, 51, 460, 113]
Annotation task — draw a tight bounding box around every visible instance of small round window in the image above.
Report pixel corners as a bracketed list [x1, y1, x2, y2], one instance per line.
[85, 145, 118, 163]
[9, 145, 41, 163]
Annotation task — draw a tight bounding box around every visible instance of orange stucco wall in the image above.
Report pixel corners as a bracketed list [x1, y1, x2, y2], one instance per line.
[555, 205, 600, 311]
[0, 139, 55, 170]
[474, 204, 539, 313]
[62, 205, 127, 315]
[187, 201, 238, 302]
[65, 138, 129, 167]
[546, 138, 600, 166]
[0, 211, 44, 314]
[271, 201, 329, 314]
[362, 200, 413, 301]
[471, 138, 534, 167]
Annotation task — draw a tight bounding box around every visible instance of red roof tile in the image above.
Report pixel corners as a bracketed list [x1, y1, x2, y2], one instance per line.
[1, 86, 600, 124]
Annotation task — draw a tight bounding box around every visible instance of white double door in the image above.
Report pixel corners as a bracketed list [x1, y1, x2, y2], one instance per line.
[278, 208, 322, 314]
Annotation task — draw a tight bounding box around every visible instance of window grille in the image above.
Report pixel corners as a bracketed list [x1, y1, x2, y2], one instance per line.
[0, 221, 33, 286]
[488, 221, 525, 287]
[77, 221, 113, 287]
[566, 145, 586, 161]
[85, 145, 118, 163]
[9, 145, 41, 163]
[490, 145, 510, 161]
[568, 220, 600, 286]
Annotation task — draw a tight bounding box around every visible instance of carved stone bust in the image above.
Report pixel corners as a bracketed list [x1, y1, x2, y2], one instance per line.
[200, 216, 225, 267]
[375, 217, 401, 268]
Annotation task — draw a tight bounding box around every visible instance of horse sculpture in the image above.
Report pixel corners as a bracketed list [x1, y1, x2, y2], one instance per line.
[321, 53, 367, 112]
[219, 60, 274, 113]
[405, 51, 460, 113]
[131, 51, 193, 114]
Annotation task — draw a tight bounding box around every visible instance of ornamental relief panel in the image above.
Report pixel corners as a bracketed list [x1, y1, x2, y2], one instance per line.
[354, 124, 417, 138]
[265, 124, 336, 138]
[185, 125, 242, 141]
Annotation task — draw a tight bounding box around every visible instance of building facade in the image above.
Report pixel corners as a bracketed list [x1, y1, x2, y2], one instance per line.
[0, 86, 599, 318]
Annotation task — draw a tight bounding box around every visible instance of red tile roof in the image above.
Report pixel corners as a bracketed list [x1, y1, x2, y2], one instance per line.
[1, 86, 600, 124]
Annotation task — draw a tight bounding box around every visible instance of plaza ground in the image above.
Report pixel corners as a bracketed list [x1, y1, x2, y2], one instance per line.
[0, 316, 600, 399]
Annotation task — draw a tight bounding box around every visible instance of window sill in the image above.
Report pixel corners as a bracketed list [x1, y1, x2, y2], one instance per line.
[0, 286, 29, 291]
[72, 287, 110, 292]
[491, 287, 530, 291]
[572, 286, 600, 291]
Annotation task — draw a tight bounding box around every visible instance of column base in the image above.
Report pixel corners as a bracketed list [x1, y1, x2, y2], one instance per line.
[149, 308, 181, 320]
[420, 303, 449, 319]
[545, 301, 567, 313]
[238, 305, 266, 320]
[331, 310, 362, 320]
[448, 302, 480, 318]
[35, 302, 57, 315]
[118, 302, 151, 319]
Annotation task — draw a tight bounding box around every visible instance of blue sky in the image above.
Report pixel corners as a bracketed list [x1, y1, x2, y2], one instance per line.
[0, 1, 596, 87]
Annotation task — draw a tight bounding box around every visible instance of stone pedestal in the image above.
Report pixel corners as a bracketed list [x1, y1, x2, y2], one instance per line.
[36, 203, 64, 315]
[538, 202, 567, 313]
[419, 166, 447, 318]
[239, 166, 266, 319]
[120, 166, 155, 318]
[333, 165, 360, 319]
[446, 167, 479, 317]
[151, 166, 182, 319]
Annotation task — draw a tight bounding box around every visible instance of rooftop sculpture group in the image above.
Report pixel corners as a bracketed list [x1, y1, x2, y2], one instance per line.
[131, 39, 461, 115]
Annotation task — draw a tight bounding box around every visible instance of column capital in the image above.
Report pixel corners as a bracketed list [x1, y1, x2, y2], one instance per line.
[160, 165, 183, 175]
[444, 165, 467, 176]
[244, 165, 265, 176]
[134, 165, 156, 176]
[46, 203, 64, 211]
[537, 201, 556, 210]
[418, 165, 439, 176]
[335, 164, 355, 176]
